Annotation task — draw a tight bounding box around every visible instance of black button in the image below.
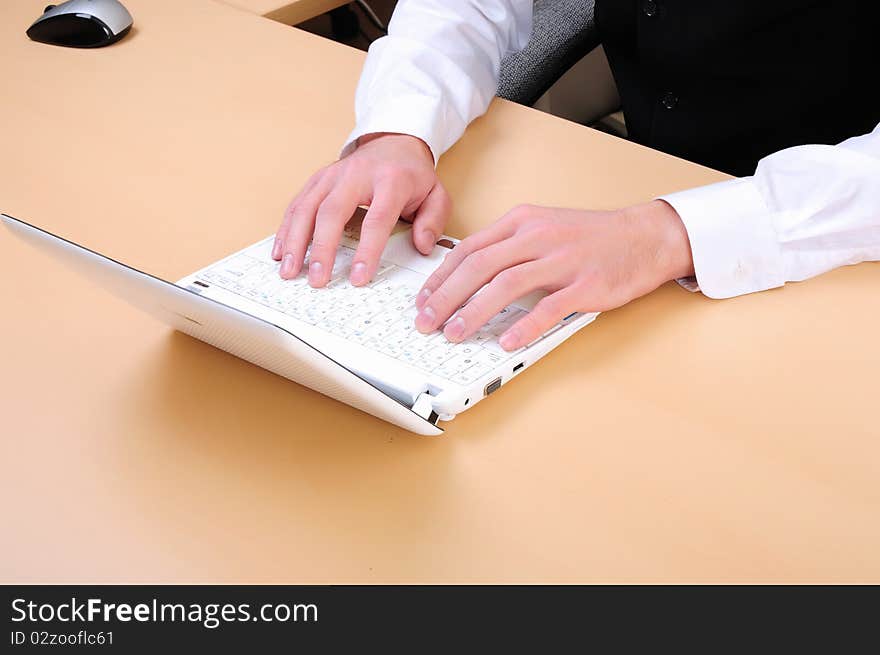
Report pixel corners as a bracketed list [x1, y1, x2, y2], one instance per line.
[660, 92, 678, 110]
[642, 0, 659, 17]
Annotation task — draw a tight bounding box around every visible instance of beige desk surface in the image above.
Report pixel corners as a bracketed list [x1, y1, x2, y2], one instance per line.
[221, 0, 349, 24]
[2, 0, 878, 583]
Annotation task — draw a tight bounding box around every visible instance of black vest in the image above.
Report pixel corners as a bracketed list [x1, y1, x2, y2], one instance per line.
[595, 0, 880, 176]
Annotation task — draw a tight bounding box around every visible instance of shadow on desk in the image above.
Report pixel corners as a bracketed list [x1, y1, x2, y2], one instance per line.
[123, 278, 700, 451]
[108, 329, 459, 561]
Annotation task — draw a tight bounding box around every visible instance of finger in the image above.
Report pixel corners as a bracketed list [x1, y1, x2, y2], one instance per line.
[415, 237, 535, 333]
[278, 176, 334, 279]
[415, 219, 517, 310]
[273, 169, 325, 260]
[442, 260, 556, 343]
[499, 287, 579, 351]
[307, 182, 365, 287]
[349, 181, 409, 286]
[410, 182, 451, 254]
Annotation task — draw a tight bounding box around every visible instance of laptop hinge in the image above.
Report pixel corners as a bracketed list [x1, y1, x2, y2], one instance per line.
[411, 392, 440, 425]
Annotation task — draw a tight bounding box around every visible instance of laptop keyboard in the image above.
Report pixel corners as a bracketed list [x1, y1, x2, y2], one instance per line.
[195, 239, 526, 385]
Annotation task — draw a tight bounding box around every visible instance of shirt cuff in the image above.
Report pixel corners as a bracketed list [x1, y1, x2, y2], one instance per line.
[660, 177, 785, 299]
[339, 94, 447, 166]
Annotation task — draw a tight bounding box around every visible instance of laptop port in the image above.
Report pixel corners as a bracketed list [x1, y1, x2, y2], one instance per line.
[512, 362, 524, 373]
[484, 377, 502, 396]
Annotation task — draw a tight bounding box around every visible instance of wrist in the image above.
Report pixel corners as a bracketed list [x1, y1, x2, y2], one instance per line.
[632, 199, 695, 281]
[356, 132, 435, 166]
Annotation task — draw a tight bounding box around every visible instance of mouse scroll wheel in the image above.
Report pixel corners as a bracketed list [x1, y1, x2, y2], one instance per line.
[44, 5, 57, 12]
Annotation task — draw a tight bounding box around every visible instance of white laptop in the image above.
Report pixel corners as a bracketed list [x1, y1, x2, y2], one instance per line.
[1, 212, 598, 435]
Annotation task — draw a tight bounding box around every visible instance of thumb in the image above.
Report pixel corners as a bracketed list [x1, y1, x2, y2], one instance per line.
[410, 182, 452, 254]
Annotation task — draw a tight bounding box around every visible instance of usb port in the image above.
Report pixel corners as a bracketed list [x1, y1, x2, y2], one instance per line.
[513, 362, 524, 373]
[484, 377, 502, 396]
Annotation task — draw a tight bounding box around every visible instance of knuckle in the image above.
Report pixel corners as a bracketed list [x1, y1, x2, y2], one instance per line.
[423, 275, 442, 292]
[284, 204, 301, 223]
[424, 267, 450, 290]
[461, 249, 488, 273]
[362, 210, 394, 228]
[339, 172, 364, 191]
[358, 219, 382, 234]
[448, 239, 471, 258]
[284, 230, 306, 249]
[494, 267, 524, 290]
[283, 239, 304, 258]
[385, 162, 410, 178]
[309, 237, 334, 252]
[290, 202, 315, 222]
[300, 172, 321, 192]
[357, 230, 384, 249]
[440, 251, 464, 273]
[376, 165, 408, 185]
[571, 277, 592, 294]
[318, 199, 347, 218]
[289, 226, 314, 248]
[527, 222, 555, 240]
[429, 285, 453, 309]
[507, 203, 535, 224]
[354, 237, 381, 254]
[579, 266, 600, 286]
[341, 157, 365, 175]
[536, 295, 562, 318]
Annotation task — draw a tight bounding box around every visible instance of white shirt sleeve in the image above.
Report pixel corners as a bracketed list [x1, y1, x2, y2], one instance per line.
[662, 123, 880, 298]
[340, 0, 533, 163]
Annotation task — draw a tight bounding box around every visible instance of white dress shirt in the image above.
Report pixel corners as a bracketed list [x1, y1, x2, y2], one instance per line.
[343, 0, 880, 299]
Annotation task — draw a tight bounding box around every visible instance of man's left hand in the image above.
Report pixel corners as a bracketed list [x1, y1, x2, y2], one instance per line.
[413, 200, 695, 351]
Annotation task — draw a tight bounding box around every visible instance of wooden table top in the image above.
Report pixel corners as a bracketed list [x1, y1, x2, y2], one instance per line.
[220, 0, 349, 24]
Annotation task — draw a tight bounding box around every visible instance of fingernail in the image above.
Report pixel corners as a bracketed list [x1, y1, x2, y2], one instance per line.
[272, 239, 282, 260]
[420, 230, 435, 251]
[499, 330, 519, 351]
[280, 253, 294, 278]
[444, 316, 466, 342]
[350, 261, 368, 286]
[415, 305, 436, 332]
[308, 261, 323, 286]
[416, 288, 431, 308]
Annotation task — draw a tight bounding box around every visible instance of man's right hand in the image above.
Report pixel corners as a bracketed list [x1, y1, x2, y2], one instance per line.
[272, 132, 450, 287]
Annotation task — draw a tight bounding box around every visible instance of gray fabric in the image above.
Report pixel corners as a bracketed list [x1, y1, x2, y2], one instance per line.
[497, 0, 599, 106]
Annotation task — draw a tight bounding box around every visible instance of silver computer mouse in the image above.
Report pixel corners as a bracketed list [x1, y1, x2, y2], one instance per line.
[27, 0, 133, 48]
